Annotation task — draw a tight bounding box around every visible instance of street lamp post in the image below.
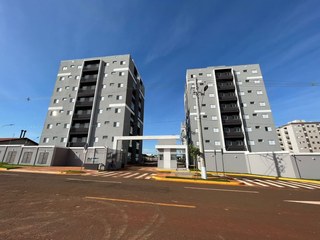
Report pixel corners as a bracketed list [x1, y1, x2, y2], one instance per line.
[194, 78, 208, 180]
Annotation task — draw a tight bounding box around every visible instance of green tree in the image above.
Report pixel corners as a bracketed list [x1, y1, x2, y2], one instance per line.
[188, 145, 201, 169]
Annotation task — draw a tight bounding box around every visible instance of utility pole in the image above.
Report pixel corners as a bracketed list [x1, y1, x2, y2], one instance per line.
[194, 78, 207, 179]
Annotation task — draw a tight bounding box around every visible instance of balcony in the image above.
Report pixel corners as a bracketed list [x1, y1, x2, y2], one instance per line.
[83, 65, 99, 72]
[77, 89, 95, 97]
[217, 85, 235, 91]
[226, 145, 246, 151]
[69, 127, 89, 134]
[75, 101, 93, 107]
[218, 96, 237, 102]
[222, 119, 242, 125]
[81, 76, 97, 84]
[216, 74, 233, 80]
[220, 107, 239, 113]
[224, 132, 244, 138]
[68, 142, 86, 147]
[73, 114, 91, 120]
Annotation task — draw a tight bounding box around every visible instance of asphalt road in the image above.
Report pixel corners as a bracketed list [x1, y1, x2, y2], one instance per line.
[0, 171, 319, 240]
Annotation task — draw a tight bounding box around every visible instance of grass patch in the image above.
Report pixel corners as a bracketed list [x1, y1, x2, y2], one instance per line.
[193, 173, 220, 177]
[165, 176, 230, 182]
[64, 170, 86, 174]
[0, 163, 22, 169]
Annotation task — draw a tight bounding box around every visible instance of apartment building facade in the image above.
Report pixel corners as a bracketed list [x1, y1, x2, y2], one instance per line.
[277, 120, 320, 153]
[40, 54, 145, 164]
[184, 64, 280, 156]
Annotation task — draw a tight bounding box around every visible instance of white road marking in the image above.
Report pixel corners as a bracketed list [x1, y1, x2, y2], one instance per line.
[135, 173, 149, 179]
[184, 186, 259, 194]
[269, 180, 300, 189]
[245, 179, 269, 187]
[278, 181, 315, 190]
[67, 178, 121, 184]
[145, 174, 156, 180]
[255, 179, 284, 188]
[234, 178, 254, 186]
[123, 173, 140, 178]
[112, 172, 133, 178]
[284, 200, 320, 205]
[292, 182, 320, 189]
[96, 172, 120, 177]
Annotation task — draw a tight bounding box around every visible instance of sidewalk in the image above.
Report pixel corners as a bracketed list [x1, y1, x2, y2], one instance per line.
[1, 166, 94, 175]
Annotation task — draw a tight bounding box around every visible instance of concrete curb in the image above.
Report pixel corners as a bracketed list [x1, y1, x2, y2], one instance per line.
[152, 176, 244, 186]
[0, 168, 8, 171]
[189, 171, 320, 184]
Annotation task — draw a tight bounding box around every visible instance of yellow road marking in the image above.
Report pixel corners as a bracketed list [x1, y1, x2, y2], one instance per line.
[85, 196, 196, 208]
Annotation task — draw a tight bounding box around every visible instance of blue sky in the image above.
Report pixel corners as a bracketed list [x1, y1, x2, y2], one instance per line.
[0, 0, 319, 154]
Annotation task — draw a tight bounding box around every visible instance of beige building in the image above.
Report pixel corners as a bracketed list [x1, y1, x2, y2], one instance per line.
[277, 120, 320, 153]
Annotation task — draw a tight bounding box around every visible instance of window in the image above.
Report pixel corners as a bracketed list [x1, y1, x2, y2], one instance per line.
[268, 140, 276, 145]
[106, 62, 109, 66]
[106, 107, 111, 111]
[110, 83, 114, 86]
[253, 113, 257, 116]
[265, 126, 272, 131]
[103, 84, 107, 88]
[208, 83, 213, 87]
[209, 93, 214, 98]
[194, 116, 197, 121]
[259, 102, 266, 106]
[68, 75, 72, 79]
[53, 99, 59, 104]
[255, 126, 260, 129]
[116, 95, 122, 100]
[193, 105, 197, 109]
[207, 73, 212, 77]
[212, 116, 217, 120]
[237, 82, 243, 85]
[115, 108, 121, 113]
[101, 96, 105, 101]
[118, 83, 124, 88]
[56, 88, 62, 92]
[113, 61, 117, 64]
[243, 114, 249, 119]
[56, 123, 61, 126]
[250, 101, 255, 104]
[47, 124, 53, 129]
[104, 121, 110, 124]
[62, 97, 67, 101]
[243, 69, 247, 72]
[242, 103, 247, 107]
[97, 122, 101, 127]
[75, 75, 80, 80]
[214, 141, 221, 146]
[239, 91, 245, 96]
[236, 140, 243, 146]
[254, 80, 260, 84]
[77, 65, 82, 69]
[70, 98, 75, 103]
[262, 114, 269, 119]
[257, 90, 263, 95]
[235, 71, 240, 75]
[213, 128, 219, 132]
[103, 136, 108, 139]
[111, 72, 116, 75]
[99, 109, 103, 114]
[61, 137, 67, 143]
[246, 127, 252, 132]
[119, 72, 125, 76]
[67, 110, 73, 115]
[64, 123, 70, 129]
[59, 110, 64, 113]
[205, 140, 210, 143]
[94, 137, 99, 143]
[226, 141, 232, 146]
[104, 73, 108, 78]
[50, 111, 57, 116]
[248, 90, 252, 93]
[258, 139, 263, 142]
[113, 122, 120, 127]
[81, 137, 87, 143]
[120, 61, 126, 65]
[62, 66, 67, 70]
[191, 74, 196, 78]
[210, 104, 216, 108]
[248, 140, 255, 145]
[72, 87, 78, 91]
[204, 127, 208, 130]
[202, 104, 206, 107]
[252, 69, 258, 74]
[245, 80, 250, 82]
[60, 77, 65, 81]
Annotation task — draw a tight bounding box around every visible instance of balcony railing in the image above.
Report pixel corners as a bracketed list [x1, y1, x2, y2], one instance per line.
[216, 74, 233, 80]
[69, 127, 89, 134]
[223, 132, 244, 138]
[220, 107, 239, 113]
[226, 145, 246, 151]
[77, 89, 95, 97]
[68, 142, 86, 147]
[218, 96, 237, 102]
[222, 119, 242, 125]
[75, 101, 94, 107]
[73, 114, 91, 120]
[83, 66, 99, 72]
[217, 85, 235, 91]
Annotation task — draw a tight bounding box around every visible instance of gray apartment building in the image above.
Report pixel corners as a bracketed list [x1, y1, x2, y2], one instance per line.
[277, 120, 320, 153]
[40, 54, 145, 164]
[184, 64, 280, 160]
